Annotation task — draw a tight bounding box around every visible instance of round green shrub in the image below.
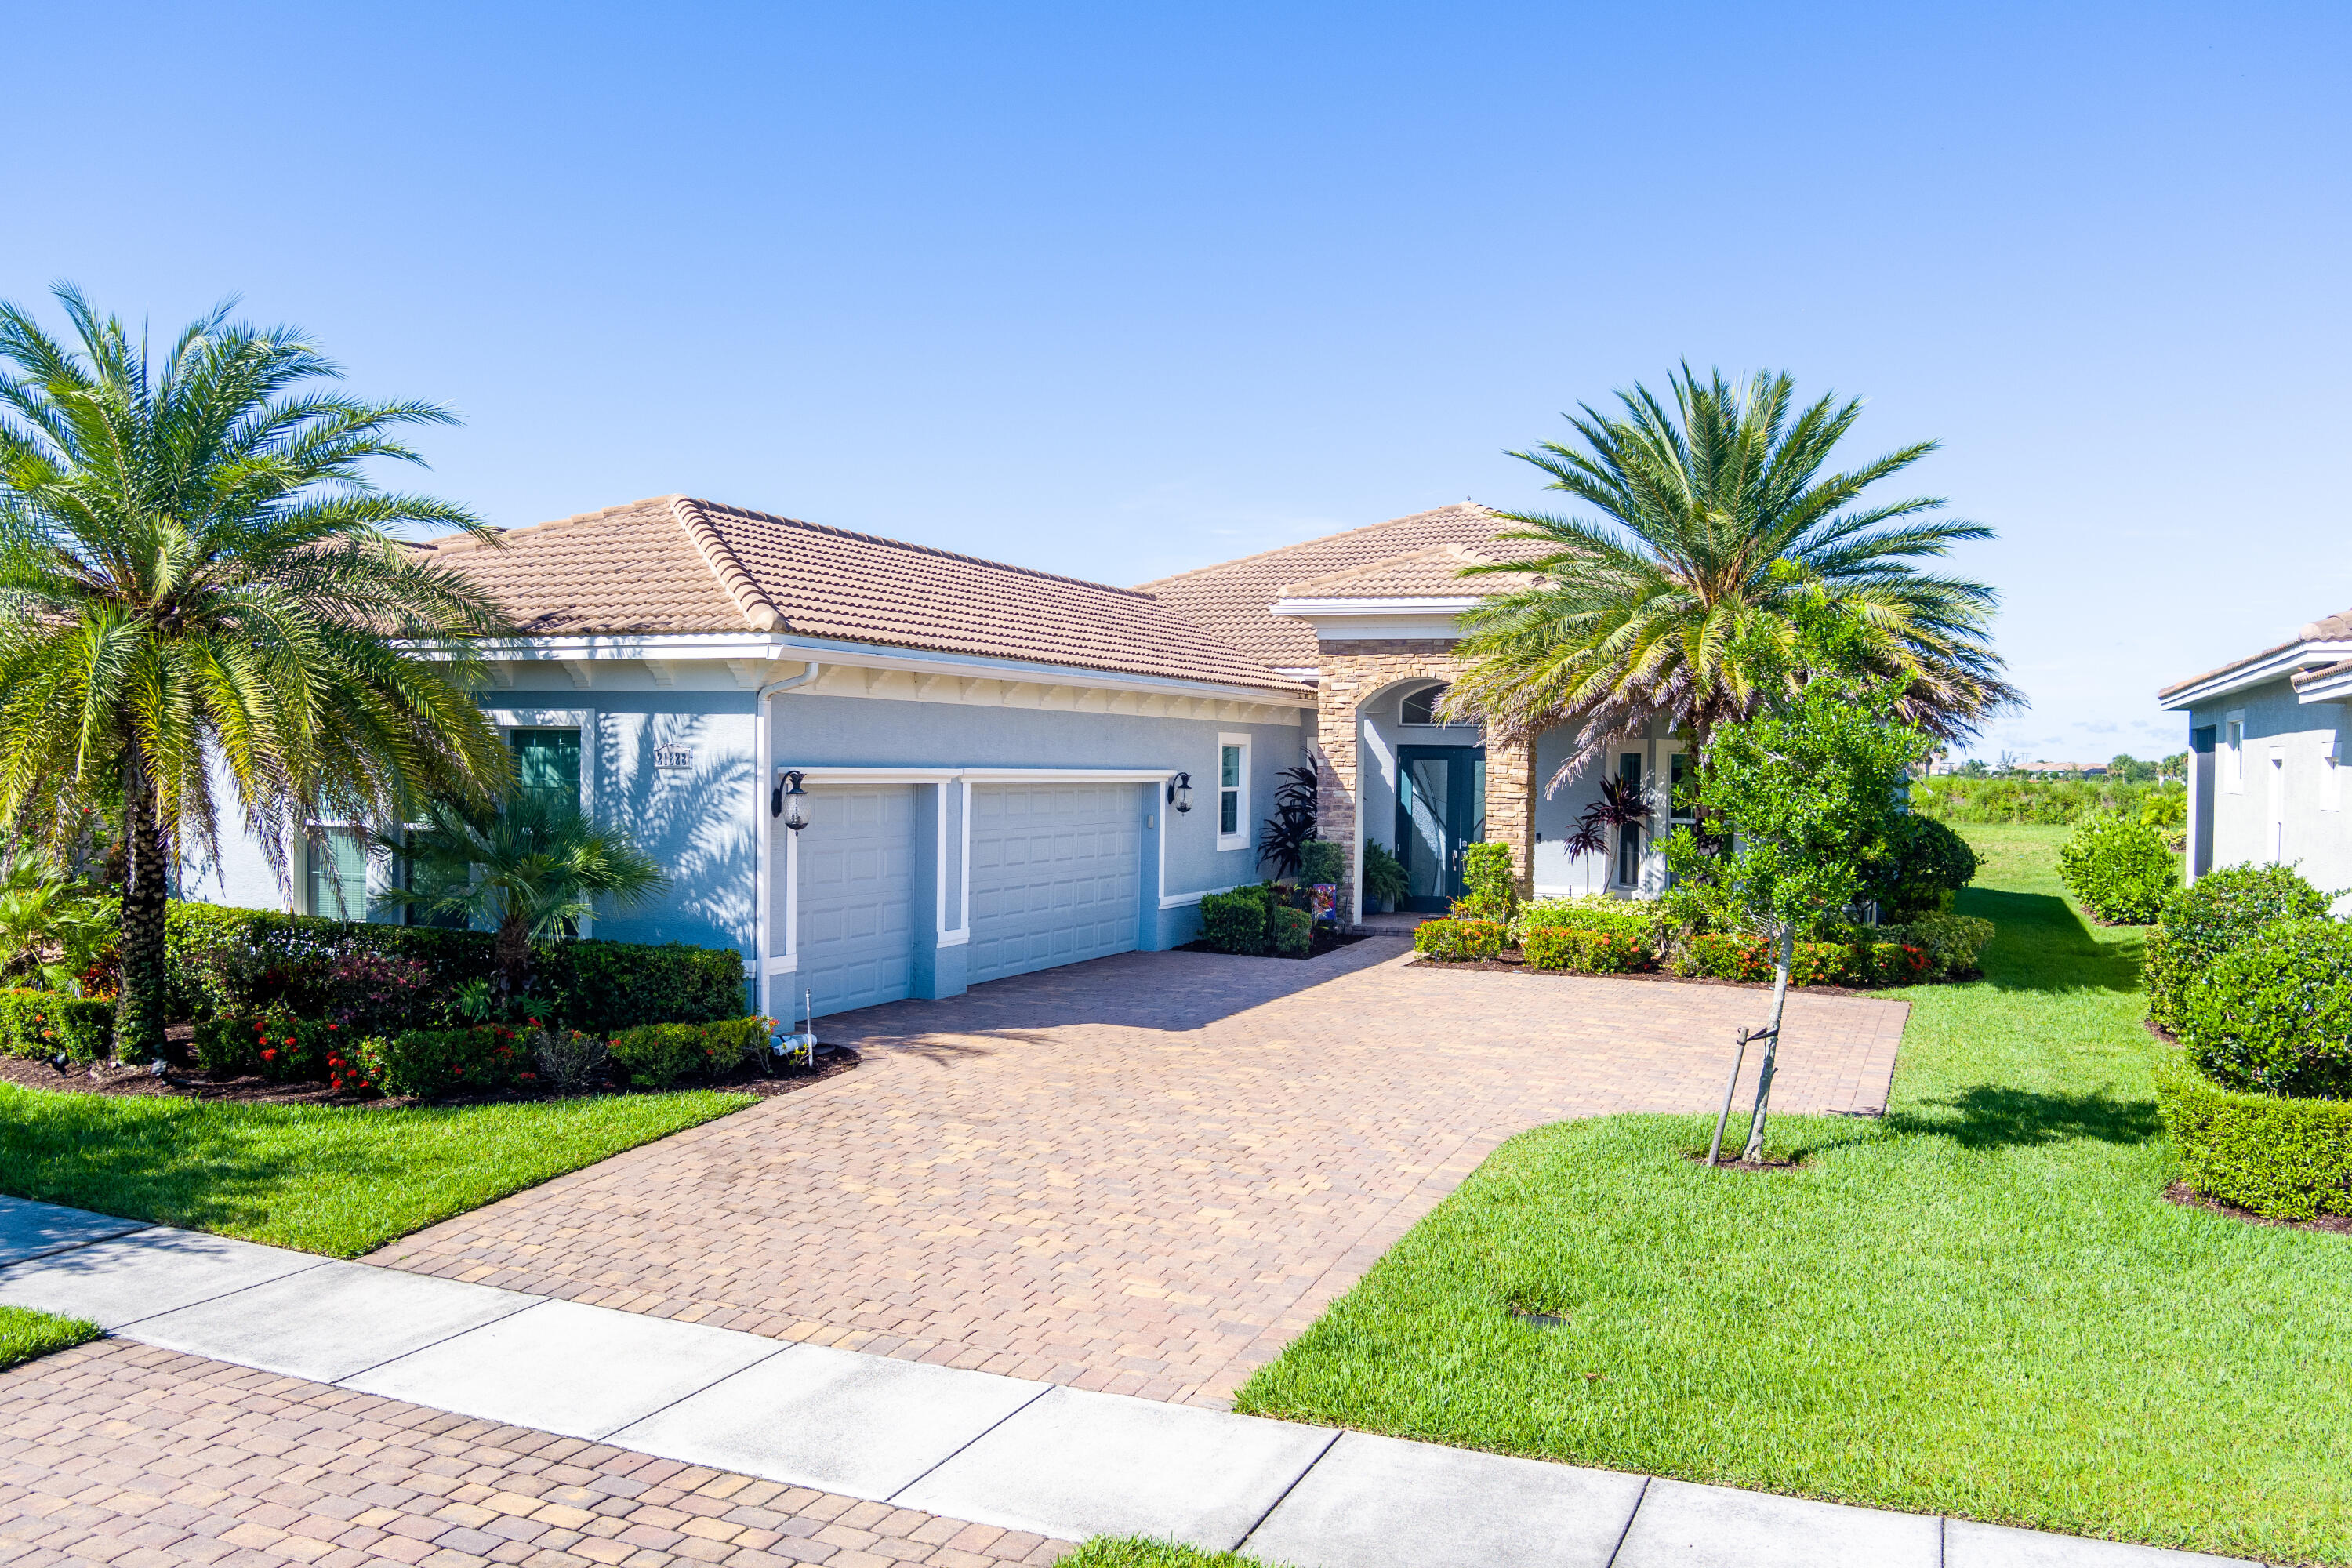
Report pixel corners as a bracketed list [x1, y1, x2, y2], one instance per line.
[1864, 814, 1980, 920]
[2143, 862, 2332, 1033]
[2056, 813, 2177, 924]
[2179, 919, 2352, 1099]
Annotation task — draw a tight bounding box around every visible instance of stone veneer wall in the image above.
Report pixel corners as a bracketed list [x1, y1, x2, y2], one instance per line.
[1312, 639, 1535, 922]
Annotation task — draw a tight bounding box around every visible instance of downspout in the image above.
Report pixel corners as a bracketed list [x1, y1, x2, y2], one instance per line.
[752, 661, 823, 1018]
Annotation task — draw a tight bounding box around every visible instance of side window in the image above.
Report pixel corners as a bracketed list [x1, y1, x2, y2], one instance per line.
[510, 728, 582, 808]
[1615, 752, 1643, 885]
[2222, 713, 2245, 792]
[1217, 735, 1249, 848]
[307, 826, 369, 920]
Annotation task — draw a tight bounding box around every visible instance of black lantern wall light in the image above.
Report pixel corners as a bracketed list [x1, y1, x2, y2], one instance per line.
[771, 768, 808, 831]
[1167, 771, 1192, 813]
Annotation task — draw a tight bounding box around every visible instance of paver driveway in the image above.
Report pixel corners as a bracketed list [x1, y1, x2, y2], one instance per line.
[376, 939, 1906, 1409]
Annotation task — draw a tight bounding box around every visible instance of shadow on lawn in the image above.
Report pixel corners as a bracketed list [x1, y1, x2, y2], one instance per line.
[1889, 1083, 2161, 1149]
[1963, 888, 2145, 996]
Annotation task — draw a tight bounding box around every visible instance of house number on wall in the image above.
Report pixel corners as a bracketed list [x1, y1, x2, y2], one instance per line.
[654, 746, 693, 771]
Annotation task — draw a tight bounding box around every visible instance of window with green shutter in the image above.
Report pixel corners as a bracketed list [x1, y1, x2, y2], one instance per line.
[510, 728, 581, 808]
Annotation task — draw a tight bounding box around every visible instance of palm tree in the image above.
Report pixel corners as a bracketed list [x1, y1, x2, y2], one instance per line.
[0, 287, 514, 1059]
[381, 793, 668, 1007]
[1442, 366, 2016, 791]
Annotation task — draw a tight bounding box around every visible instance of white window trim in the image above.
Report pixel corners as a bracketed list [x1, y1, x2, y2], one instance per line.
[1216, 733, 1250, 851]
[2267, 748, 2288, 862]
[2223, 710, 2245, 793]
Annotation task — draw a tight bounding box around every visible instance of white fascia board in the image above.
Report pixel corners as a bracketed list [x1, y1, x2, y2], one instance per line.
[430, 631, 1313, 710]
[1269, 597, 1484, 617]
[2160, 641, 2352, 710]
[2297, 667, 2352, 704]
[780, 765, 1178, 785]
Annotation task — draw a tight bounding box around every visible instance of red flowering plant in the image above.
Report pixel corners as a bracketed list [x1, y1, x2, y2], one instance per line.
[349, 1025, 532, 1101]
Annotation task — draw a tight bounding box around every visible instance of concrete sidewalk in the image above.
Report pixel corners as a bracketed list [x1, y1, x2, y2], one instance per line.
[0, 1197, 2250, 1568]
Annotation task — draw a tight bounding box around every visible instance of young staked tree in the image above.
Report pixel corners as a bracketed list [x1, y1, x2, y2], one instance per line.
[0, 288, 514, 1059]
[382, 793, 668, 1007]
[1442, 366, 2013, 789]
[1664, 594, 1931, 1161]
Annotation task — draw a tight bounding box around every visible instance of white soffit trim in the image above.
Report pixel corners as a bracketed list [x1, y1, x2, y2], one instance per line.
[2161, 641, 2352, 710]
[779, 767, 1178, 785]
[1269, 597, 1483, 616]
[2296, 667, 2352, 704]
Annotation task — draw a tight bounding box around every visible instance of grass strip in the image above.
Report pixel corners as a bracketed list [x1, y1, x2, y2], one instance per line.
[0, 1304, 102, 1372]
[1236, 826, 2352, 1565]
[0, 1086, 754, 1257]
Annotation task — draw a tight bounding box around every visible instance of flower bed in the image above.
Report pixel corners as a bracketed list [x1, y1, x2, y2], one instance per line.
[0, 990, 117, 1063]
[1410, 913, 1955, 989]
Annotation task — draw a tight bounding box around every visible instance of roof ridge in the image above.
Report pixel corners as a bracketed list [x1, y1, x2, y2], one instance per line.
[671, 497, 788, 633]
[1132, 503, 1496, 590]
[692, 498, 1159, 602]
[1279, 543, 1501, 597]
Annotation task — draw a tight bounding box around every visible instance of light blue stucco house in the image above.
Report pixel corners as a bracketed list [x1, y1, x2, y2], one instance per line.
[2160, 601, 2350, 907]
[201, 495, 1319, 1023]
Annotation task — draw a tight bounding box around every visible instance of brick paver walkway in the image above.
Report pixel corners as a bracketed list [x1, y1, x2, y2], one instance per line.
[0, 1339, 1067, 1568]
[376, 942, 1906, 1408]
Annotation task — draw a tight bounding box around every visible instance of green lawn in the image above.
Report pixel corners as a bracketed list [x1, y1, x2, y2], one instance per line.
[1058, 1541, 1281, 1568]
[1237, 825, 2352, 1566]
[0, 1304, 101, 1372]
[0, 1086, 754, 1257]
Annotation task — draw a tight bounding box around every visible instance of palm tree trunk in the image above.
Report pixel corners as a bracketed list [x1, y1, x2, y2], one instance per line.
[1740, 924, 1796, 1163]
[494, 913, 532, 1010]
[114, 761, 169, 1064]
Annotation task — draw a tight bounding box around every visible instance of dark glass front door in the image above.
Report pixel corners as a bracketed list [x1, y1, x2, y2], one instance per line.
[1396, 745, 1486, 911]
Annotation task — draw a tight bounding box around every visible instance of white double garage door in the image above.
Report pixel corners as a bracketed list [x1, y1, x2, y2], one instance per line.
[794, 782, 1140, 1018]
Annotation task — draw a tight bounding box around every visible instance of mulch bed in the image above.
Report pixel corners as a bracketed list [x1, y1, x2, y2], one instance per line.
[1400, 954, 1912, 1000]
[1174, 929, 1375, 960]
[0, 1038, 858, 1110]
[2164, 1181, 2351, 1236]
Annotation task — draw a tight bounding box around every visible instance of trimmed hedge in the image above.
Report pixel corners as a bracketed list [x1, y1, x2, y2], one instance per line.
[2144, 862, 2332, 1033]
[1272, 906, 1311, 957]
[0, 990, 115, 1063]
[1199, 886, 1275, 955]
[2177, 918, 2352, 1099]
[163, 900, 746, 1032]
[1864, 813, 1981, 920]
[608, 1017, 770, 1089]
[1671, 936, 1926, 988]
[1522, 927, 1650, 974]
[1516, 898, 1653, 944]
[1895, 911, 1995, 980]
[2056, 814, 2178, 924]
[191, 1014, 347, 1081]
[2156, 1058, 2352, 1221]
[353, 1025, 536, 1100]
[1413, 919, 1508, 962]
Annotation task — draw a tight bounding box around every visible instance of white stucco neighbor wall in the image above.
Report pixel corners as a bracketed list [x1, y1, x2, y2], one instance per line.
[2187, 676, 2350, 909]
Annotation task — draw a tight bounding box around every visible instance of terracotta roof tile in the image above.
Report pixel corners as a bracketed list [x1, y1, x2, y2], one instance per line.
[2293, 657, 2352, 690]
[1137, 503, 1519, 662]
[426, 495, 1306, 695]
[1279, 543, 1537, 600]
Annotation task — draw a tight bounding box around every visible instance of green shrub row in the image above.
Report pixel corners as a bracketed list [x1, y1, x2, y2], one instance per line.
[2177, 918, 2352, 1100]
[1197, 884, 1314, 957]
[1412, 919, 1508, 962]
[608, 1017, 768, 1088]
[1521, 927, 1649, 974]
[2144, 862, 2336, 1033]
[1671, 934, 1928, 987]
[1911, 775, 2185, 826]
[194, 1013, 775, 1100]
[0, 989, 115, 1063]
[2156, 1058, 2352, 1221]
[1515, 898, 1655, 943]
[163, 900, 746, 1032]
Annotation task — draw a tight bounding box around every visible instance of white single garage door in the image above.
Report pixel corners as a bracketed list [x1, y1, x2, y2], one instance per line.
[967, 783, 1141, 985]
[796, 786, 916, 1019]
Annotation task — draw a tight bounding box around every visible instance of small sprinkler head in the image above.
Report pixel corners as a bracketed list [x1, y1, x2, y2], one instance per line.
[49, 1051, 69, 1075]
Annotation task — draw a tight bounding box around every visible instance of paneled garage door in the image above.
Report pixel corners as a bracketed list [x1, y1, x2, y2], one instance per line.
[795, 786, 916, 1019]
[967, 782, 1141, 985]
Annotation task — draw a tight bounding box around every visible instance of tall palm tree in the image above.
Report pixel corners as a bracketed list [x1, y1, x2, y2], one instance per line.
[381, 793, 669, 1007]
[1442, 366, 2015, 790]
[0, 287, 514, 1059]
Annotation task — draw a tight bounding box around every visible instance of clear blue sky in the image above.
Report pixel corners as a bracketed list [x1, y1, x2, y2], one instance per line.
[8, 2, 2346, 763]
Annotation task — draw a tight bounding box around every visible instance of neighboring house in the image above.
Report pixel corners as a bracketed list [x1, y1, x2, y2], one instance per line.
[2158, 604, 2350, 902]
[201, 495, 1690, 1021]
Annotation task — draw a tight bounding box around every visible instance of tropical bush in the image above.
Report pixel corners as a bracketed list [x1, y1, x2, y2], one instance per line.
[1412, 919, 1508, 962]
[1359, 839, 1410, 910]
[2177, 919, 2352, 1099]
[1894, 910, 1996, 980]
[1198, 885, 1275, 955]
[1674, 932, 1773, 982]
[532, 1029, 612, 1095]
[2156, 1058, 2352, 1221]
[351, 1025, 535, 1100]
[2143, 862, 2332, 1033]
[1521, 926, 1650, 974]
[2056, 814, 2177, 924]
[1515, 898, 1653, 944]
[606, 1017, 770, 1090]
[1669, 935, 1920, 988]
[0, 989, 115, 1062]
[1272, 905, 1312, 957]
[1454, 842, 1519, 923]
[1298, 840, 1345, 887]
[162, 902, 746, 1033]
[1863, 814, 1980, 920]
